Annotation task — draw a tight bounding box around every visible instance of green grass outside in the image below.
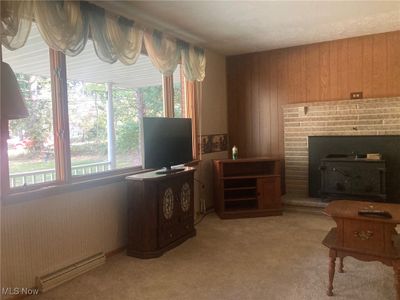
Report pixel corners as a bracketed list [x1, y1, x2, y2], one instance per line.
[9, 155, 139, 174]
[9, 158, 103, 174]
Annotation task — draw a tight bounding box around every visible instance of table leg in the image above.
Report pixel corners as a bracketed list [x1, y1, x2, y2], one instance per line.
[339, 256, 344, 273]
[327, 249, 336, 296]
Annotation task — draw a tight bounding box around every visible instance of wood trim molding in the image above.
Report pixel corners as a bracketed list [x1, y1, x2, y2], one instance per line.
[105, 246, 126, 258]
[162, 75, 174, 117]
[185, 80, 201, 159]
[49, 49, 72, 184]
[3, 168, 142, 205]
[179, 65, 186, 117]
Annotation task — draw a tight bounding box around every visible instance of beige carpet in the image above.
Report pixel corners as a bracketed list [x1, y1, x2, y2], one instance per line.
[31, 212, 395, 300]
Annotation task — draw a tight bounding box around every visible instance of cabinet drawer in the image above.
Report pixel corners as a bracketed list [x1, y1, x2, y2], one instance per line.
[178, 220, 194, 237]
[158, 223, 180, 248]
[342, 220, 384, 254]
[158, 219, 193, 248]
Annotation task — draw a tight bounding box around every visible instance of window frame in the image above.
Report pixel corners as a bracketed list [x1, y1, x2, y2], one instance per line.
[1, 47, 194, 198]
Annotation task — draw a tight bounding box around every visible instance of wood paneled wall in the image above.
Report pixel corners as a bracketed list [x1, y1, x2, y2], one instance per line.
[227, 31, 400, 157]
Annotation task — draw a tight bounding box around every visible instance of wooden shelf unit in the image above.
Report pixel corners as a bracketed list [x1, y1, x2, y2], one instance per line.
[213, 158, 283, 219]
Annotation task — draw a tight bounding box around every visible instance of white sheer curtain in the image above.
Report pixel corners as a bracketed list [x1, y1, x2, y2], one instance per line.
[144, 29, 180, 76]
[1, 0, 206, 81]
[181, 45, 206, 82]
[1, 0, 33, 50]
[103, 13, 143, 65]
[33, 0, 88, 56]
[87, 6, 143, 65]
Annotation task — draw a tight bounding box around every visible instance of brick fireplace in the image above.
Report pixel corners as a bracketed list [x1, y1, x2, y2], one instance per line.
[283, 96, 400, 200]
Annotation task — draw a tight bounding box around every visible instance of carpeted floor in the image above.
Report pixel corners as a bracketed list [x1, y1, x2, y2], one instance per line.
[32, 212, 395, 300]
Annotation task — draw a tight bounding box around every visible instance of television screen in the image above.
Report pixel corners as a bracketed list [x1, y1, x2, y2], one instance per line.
[142, 117, 193, 172]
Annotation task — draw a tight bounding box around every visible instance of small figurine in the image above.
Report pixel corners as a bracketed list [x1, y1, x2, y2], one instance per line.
[232, 145, 238, 160]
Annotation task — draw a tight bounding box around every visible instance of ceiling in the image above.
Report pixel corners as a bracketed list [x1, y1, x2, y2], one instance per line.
[94, 1, 400, 55]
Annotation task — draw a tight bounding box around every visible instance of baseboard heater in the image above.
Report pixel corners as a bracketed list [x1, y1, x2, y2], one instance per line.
[37, 252, 106, 292]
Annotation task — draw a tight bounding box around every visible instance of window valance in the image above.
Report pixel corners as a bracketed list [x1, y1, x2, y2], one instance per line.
[1, 0, 206, 81]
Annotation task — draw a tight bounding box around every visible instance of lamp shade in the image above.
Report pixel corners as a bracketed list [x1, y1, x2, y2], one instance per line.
[1, 61, 29, 119]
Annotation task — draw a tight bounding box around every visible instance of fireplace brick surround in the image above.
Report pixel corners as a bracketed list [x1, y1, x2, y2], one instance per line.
[283, 96, 400, 197]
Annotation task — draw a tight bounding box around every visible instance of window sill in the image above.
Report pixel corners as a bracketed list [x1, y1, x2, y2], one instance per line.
[185, 159, 200, 167]
[3, 168, 145, 206]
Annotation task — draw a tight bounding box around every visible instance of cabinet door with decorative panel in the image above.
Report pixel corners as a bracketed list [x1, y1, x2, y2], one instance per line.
[158, 177, 180, 248]
[177, 173, 194, 236]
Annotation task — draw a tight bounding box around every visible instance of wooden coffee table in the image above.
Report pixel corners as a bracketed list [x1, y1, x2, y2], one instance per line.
[322, 200, 400, 299]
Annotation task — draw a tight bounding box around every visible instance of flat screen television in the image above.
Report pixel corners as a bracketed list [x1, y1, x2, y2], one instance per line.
[142, 117, 193, 174]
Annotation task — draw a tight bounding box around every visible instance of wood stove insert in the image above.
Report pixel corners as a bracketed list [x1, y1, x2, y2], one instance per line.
[320, 155, 386, 201]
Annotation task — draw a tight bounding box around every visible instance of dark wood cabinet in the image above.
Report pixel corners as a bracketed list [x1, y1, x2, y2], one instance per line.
[126, 167, 196, 258]
[213, 158, 283, 219]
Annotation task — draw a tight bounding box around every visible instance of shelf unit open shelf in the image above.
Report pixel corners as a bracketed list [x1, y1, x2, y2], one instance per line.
[213, 157, 283, 219]
[224, 197, 257, 202]
[224, 186, 257, 191]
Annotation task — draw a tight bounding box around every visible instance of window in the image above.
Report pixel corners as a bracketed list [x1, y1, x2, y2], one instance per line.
[66, 40, 164, 176]
[2, 24, 56, 188]
[2, 24, 192, 193]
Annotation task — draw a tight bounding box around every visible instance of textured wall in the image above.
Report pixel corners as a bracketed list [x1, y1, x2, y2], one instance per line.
[197, 50, 228, 211]
[283, 96, 400, 196]
[2, 182, 127, 289]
